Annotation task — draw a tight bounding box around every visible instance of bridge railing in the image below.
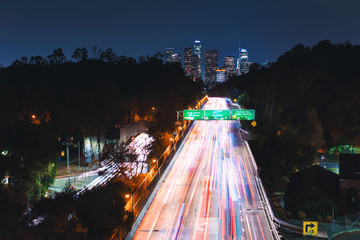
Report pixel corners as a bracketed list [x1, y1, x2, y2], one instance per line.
[241, 126, 330, 239]
[125, 120, 192, 216]
[111, 118, 196, 240]
[241, 134, 282, 240]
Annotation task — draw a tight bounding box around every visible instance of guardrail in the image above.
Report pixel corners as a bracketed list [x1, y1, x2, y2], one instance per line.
[239, 125, 281, 240]
[111, 120, 195, 240]
[126, 119, 192, 217]
[240, 126, 329, 239]
[111, 99, 208, 240]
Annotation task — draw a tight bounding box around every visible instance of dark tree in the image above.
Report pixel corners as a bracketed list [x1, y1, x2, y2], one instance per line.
[99, 48, 117, 63]
[47, 48, 67, 64]
[71, 47, 89, 62]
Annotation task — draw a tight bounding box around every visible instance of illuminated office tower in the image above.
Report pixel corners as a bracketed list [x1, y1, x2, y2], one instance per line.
[172, 53, 181, 63]
[165, 48, 175, 63]
[205, 50, 218, 82]
[239, 48, 249, 74]
[224, 56, 236, 80]
[165, 48, 181, 64]
[193, 40, 202, 78]
[237, 58, 240, 75]
[190, 54, 199, 79]
[184, 47, 192, 76]
[216, 68, 226, 83]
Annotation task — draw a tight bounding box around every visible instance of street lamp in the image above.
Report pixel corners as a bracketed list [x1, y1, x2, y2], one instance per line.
[62, 141, 71, 174]
[153, 159, 160, 175]
[125, 193, 133, 211]
[152, 159, 158, 169]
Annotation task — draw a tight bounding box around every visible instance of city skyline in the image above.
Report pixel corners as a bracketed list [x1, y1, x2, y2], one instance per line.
[167, 41, 250, 81]
[1, 0, 359, 67]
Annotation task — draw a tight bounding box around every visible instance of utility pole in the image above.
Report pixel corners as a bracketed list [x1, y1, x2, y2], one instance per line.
[119, 123, 124, 145]
[38, 170, 41, 200]
[66, 145, 70, 174]
[62, 142, 71, 174]
[78, 141, 81, 168]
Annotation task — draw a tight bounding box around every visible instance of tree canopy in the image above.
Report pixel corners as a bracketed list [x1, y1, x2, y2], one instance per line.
[213, 40, 360, 190]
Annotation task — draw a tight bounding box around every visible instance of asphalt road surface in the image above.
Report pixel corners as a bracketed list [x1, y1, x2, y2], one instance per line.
[133, 97, 273, 240]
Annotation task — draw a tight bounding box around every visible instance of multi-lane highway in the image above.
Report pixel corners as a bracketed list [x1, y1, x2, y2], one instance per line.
[133, 97, 277, 240]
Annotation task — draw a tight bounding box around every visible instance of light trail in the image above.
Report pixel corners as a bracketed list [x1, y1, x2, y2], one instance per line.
[257, 214, 266, 240]
[133, 97, 275, 240]
[78, 133, 153, 194]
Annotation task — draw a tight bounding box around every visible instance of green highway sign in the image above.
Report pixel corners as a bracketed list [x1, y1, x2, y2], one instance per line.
[182, 109, 255, 120]
[204, 110, 230, 120]
[183, 110, 205, 120]
[231, 109, 255, 120]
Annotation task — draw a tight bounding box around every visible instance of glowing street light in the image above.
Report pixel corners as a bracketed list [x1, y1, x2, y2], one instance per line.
[152, 159, 158, 169]
[125, 193, 133, 211]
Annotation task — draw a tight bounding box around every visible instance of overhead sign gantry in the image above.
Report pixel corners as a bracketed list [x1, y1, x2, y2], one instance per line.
[181, 109, 255, 121]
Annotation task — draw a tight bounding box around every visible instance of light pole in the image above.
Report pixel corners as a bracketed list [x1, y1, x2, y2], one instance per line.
[151, 107, 155, 116]
[153, 158, 160, 176]
[38, 170, 41, 200]
[62, 142, 71, 174]
[126, 193, 133, 212]
[118, 123, 124, 145]
[78, 141, 81, 168]
[152, 159, 158, 169]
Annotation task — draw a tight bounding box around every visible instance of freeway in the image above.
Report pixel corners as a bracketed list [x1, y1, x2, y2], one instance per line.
[133, 97, 277, 240]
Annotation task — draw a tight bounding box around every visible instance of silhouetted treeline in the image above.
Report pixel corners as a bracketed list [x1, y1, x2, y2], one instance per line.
[1, 48, 202, 136]
[0, 48, 203, 239]
[213, 40, 360, 190]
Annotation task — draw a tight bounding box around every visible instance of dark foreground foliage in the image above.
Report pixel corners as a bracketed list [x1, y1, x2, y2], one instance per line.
[213, 40, 360, 192]
[0, 49, 203, 239]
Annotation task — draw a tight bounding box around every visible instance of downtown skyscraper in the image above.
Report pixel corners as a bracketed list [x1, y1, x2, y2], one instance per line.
[184, 40, 202, 80]
[184, 47, 192, 76]
[165, 48, 181, 64]
[165, 48, 174, 63]
[193, 40, 202, 79]
[224, 56, 236, 80]
[216, 68, 226, 83]
[205, 50, 218, 82]
[239, 48, 249, 75]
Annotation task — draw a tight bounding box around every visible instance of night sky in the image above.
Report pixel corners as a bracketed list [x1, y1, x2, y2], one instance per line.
[1, 0, 359, 67]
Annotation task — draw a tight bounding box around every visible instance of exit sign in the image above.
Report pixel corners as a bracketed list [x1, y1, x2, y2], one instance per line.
[204, 110, 230, 120]
[182, 109, 255, 121]
[232, 109, 255, 120]
[183, 110, 204, 120]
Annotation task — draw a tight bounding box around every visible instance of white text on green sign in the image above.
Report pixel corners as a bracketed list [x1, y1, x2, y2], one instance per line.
[204, 110, 230, 120]
[183, 109, 255, 120]
[183, 110, 205, 120]
[232, 109, 255, 120]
